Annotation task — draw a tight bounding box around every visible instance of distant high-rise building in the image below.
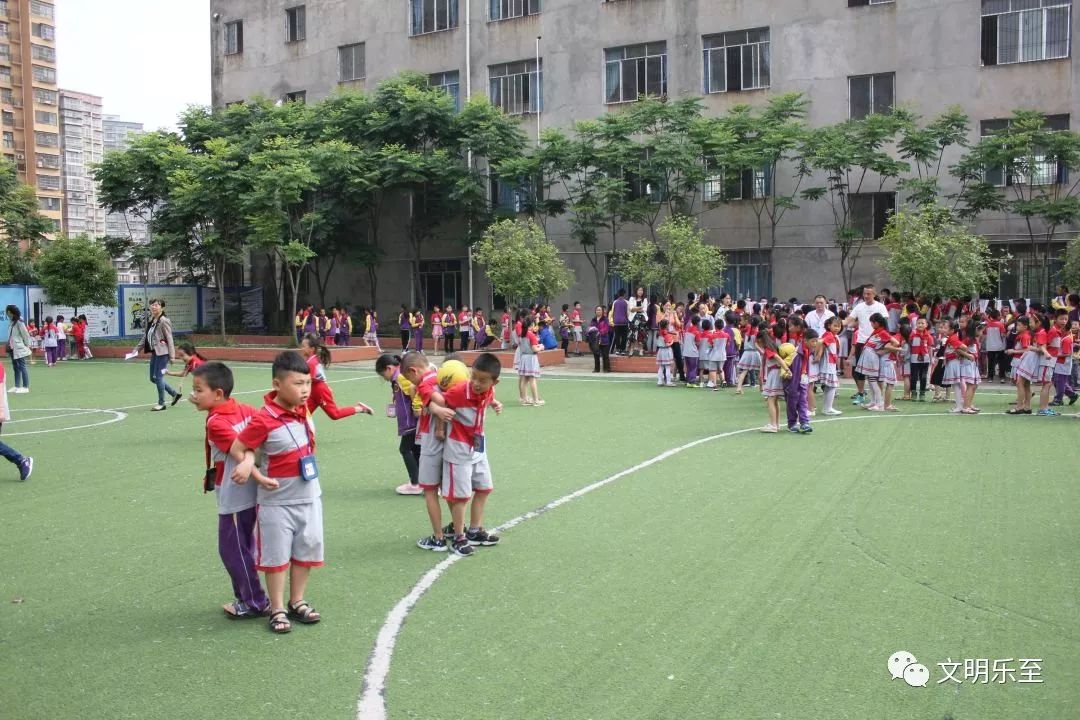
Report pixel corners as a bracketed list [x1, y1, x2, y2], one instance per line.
[0, 0, 62, 231]
[102, 115, 179, 285]
[59, 89, 105, 238]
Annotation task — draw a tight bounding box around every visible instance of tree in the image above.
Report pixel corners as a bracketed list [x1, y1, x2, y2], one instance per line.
[803, 111, 912, 293]
[896, 106, 971, 207]
[0, 158, 53, 284]
[615, 216, 727, 297]
[878, 204, 997, 299]
[35, 235, 118, 314]
[952, 109, 1080, 300]
[471, 219, 573, 305]
[720, 93, 814, 290]
[1060, 235, 1080, 293]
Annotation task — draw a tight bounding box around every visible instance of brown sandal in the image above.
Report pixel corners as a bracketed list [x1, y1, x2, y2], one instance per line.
[287, 600, 321, 624]
[268, 609, 291, 634]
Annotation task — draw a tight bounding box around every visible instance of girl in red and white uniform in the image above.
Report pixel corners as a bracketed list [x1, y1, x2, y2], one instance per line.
[873, 322, 901, 412]
[299, 333, 373, 422]
[756, 329, 789, 433]
[908, 317, 933, 401]
[655, 319, 677, 387]
[1013, 315, 1055, 414]
[854, 313, 889, 411]
[734, 316, 761, 395]
[431, 306, 443, 354]
[942, 321, 979, 414]
[1006, 317, 1034, 414]
[815, 316, 843, 415]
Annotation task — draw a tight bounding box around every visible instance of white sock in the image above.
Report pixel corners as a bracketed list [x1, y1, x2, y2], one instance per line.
[954, 385, 965, 410]
[870, 382, 883, 407]
[824, 386, 837, 412]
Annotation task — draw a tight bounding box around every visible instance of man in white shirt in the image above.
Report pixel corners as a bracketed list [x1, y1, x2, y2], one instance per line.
[845, 284, 888, 405]
[805, 295, 835, 336]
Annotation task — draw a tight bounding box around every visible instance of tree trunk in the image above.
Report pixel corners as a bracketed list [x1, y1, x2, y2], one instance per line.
[215, 258, 227, 343]
[286, 266, 299, 344]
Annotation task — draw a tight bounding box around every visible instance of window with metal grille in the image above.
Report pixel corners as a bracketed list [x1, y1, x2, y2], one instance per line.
[283, 90, 307, 104]
[32, 64, 55, 83]
[410, 0, 459, 35]
[35, 88, 57, 105]
[981, 0, 1071, 65]
[430, 71, 461, 111]
[489, 59, 542, 115]
[490, 0, 540, 21]
[35, 110, 56, 125]
[703, 28, 770, 93]
[339, 43, 365, 81]
[981, 114, 1069, 186]
[36, 174, 59, 190]
[703, 165, 773, 202]
[848, 0, 895, 6]
[0, 66, 9, 82]
[31, 43, 54, 61]
[0, 45, 8, 61]
[225, 21, 243, 55]
[605, 42, 667, 104]
[490, 176, 537, 213]
[38, 196, 60, 211]
[849, 192, 896, 239]
[1, 131, 11, 149]
[31, 22, 53, 40]
[848, 72, 894, 119]
[37, 153, 59, 168]
[285, 6, 306, 42]
[30, 1, 53, 19]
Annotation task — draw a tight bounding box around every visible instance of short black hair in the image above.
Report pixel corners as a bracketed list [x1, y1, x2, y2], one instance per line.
[374, 353, 402, 373]
[272, 350, 310, 379]
[193, 361, 235, 398]
[401, 350, 430, 373]
[472, 352, 502, 379]
[804, 328, 820, 340]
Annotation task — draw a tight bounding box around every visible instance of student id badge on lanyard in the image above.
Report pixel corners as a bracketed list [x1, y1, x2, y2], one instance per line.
[282, 417, 319, 482]
[472, 402, 486, 454]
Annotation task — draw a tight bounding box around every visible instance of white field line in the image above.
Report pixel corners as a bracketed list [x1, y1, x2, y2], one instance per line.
[356, 412, 1009, 720]
[4, 408, 127, 436]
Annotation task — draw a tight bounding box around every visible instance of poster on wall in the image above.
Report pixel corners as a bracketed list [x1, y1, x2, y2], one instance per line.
[201, 286, 265, 332]
[120, 286, 199, 336]
[0, 285, 26, 343]
[26, 287, 119, 339]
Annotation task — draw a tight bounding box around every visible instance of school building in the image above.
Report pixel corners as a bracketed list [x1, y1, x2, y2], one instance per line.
[209, 0, 1077, 312]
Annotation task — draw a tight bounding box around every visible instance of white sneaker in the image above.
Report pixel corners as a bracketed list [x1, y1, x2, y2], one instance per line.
[15, 387, 29, 394]
[823, 408, 844, 416]
[809, 410, 817, 417]
[6, 387, 15, 393]
[759, 424, 778, 433]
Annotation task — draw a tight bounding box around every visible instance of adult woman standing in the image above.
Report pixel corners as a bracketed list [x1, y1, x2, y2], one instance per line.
[136, 299, 179, 411]
[5, 305, 31, 394]
[627, 287, 649, 357]
[588, 305, 612, 373]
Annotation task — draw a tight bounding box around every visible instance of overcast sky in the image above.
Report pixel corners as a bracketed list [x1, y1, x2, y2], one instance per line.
[56, 0, 211, 131]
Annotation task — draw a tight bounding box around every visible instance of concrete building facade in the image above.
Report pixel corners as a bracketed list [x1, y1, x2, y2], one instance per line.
[0, 0, 62, 231]
[209, 0, 1078, 311]
[59, 89, 105, 238]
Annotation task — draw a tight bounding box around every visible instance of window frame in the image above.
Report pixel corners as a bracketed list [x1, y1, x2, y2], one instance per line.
[430, 70, 462, 111]
[285, 5, 306, 43]
[980, 114, 1070, 187]
[848, 72, 895, 120]
[848, 191, 896, 239]
[604, 42, 668, 105]
[410, 0, 460, 36]
[224, 20, 244, 55]
[31, 22, 53, 40]
[32, 63, 55, 84]
[488, 59, 543, 116]
[29, 1, 53, 19]
[338, 42, 366, 82]
[981, 0, 1072, 66]
[702, 28, 771, 94]
[283, 90, 307, 104]
[490, 0, 540, 22]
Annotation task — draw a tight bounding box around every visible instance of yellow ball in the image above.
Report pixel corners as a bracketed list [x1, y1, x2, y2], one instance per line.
[778, 342, 797, 361]
[437, 360, 470, 391]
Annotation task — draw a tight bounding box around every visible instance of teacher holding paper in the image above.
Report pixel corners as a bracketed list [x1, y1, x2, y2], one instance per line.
[134, 299, 179, 411]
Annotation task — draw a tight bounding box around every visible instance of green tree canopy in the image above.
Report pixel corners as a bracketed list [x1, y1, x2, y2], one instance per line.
[472, 219, 573, 304]
[35, 235, 118, 311]
[616, 216, 726, 298]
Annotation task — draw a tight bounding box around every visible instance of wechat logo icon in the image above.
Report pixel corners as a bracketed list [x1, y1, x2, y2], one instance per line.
[888, 650, 929, 687]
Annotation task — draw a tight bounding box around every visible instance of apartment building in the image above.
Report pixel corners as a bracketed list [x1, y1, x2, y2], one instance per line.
[0, 0, 61, 231]
[59, 89, 104, 238]
[210, 0, 1077, 307]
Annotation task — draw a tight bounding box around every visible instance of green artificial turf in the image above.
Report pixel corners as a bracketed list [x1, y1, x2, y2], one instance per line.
[1, 361, 1077, 720]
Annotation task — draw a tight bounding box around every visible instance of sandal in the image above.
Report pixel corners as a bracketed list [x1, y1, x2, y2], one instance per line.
[961, 408, 979, 415]
[1006, 408, 1026, 415]
[884, 405, 900, 412]
[223, 601, 269, 619]
[287, 600, 321, 624]
[268, 609, 291, 634]
[533, 399, 546, 406]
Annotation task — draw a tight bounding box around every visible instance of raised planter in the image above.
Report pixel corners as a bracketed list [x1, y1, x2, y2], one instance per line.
[455, 348, 566, 369]
[33, 345, 382, 364]
[609, 354, 661, 373]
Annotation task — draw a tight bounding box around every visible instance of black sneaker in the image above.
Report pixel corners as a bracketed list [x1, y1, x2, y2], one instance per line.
[449, 537, 475, 557]
[171, 392, 182, 407]
[1071, 394, 1079, 406]
[466, 528, 500, 546]
[1049, 400, 1064, 407]
[442, 522, 455, 537]
[18, 456, 32, 481]
[416, 534, 447, 552]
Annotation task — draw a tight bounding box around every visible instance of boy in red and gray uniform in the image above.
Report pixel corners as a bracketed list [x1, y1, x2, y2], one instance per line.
[402, 352, 451, 553]
[436, 352, 503, 555]
[230, 351, 324, 635]
[190, 361, 269, 619]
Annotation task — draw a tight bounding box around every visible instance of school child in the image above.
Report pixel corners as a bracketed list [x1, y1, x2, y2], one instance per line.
[960, 318, 983, 413]
[478, 319, 499, 349]
[1006, 316, 1034, 414]
[559, 305, 572, 357]
[1051, 310, 1077, 406]
[942, 320, 978, 414]
[697, 318, 715, 388]
[76, 315, 93, 359]
[682, 315, 700, 386]
[0, 362, 32, 480]
[164, 342, 208, 404]
[26, 320, 39, 364]
[571, 302, 584, 355]
[299, 333, 374, 421]
[41, 317, 58, 367]
[500, 308, 512, 350]
[655, 319, 677, 386]
[789, 317, 815, 414]
[1014, 315, 1056, 415]
[457, 305, 472, 351]
[410, 307, 425, 353]
[328, 309, 340, 347]
[317, 309, 332, 345]
[55, 315, 67, 361]
[190, 361, 270, 620]
[401, 352, 452, 550]
[374, 353, 424, 496]
[398, 305, 412, 351]
[431, 306, 443, 353]
[757, 330, 790, 433]
[816, 316, 843, 415]
[854, 313, 890, 411]
[337, 308, 352, 347]
[784, 331, 814, 433]
[896, 323, 913, 401]
[518, 316, 545, 406]
[722, 312, 740, 387]
[442, 306, 456, 353]
[734, 316, 762, 394]
[876, 324, 901, 412]
[472, 309, 486, 349]
[363, 308, 380, 350]
[908, 317, 933, 401]
[229, 351, 325, 634]
[836, 309, 850, 374]
[983, 309, 1008, 383]
[431, 352, 504, 554]
[928, 320, 951, 402]
[295, 308, 307, 344]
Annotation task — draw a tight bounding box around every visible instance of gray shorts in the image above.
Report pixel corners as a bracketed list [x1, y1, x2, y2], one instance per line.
[418, 452, 443, 489]
[256, 500, 324, 572]
[441, 456, 493, 501]
[572, 327, 582, 341]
